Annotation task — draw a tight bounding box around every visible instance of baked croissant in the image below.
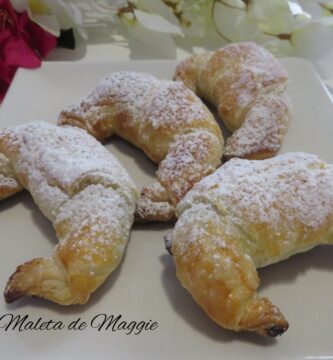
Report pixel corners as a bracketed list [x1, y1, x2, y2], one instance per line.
[58, 71, 224, 223]
[168, 152, 333, 336]
[174, 42, 292, 160]
[0, 121, 137, 305]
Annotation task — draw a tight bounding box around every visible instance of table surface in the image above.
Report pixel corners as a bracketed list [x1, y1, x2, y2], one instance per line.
[1, 57, 333, 360]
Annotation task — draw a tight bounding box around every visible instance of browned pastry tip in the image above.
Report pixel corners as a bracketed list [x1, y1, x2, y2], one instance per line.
[238, 297, 289, 337]
[4, 258, 46, 304]
[4, 271, 26, 303]
[4, 256, 94, 305]
[4, 287, 25, 304]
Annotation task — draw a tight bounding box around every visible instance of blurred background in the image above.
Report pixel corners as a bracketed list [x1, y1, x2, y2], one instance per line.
[1, 0, 333, 100]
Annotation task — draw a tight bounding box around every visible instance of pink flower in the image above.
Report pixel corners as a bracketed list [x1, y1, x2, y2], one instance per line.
[0, 0, 57, 101]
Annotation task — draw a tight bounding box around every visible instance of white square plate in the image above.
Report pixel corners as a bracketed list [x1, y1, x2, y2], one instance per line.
[1, 59, 333, 360]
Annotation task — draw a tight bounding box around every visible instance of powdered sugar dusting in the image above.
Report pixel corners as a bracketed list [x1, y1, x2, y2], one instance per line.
[0, 174, 18, 189]
[1, 122, 136, 221]
[224, 92, 291, 158]
[135, 195, 175, 223]
[175, 42, 291, 159]
[59, 71, 223, 211]
[55, 184, 135, 263]
[64, 72, 212, 135]
[157, 130, 221, 203]
[205, 42, 289, 122]
[63, 72, 160, 127]
[141, 181, 168, 201]
[0, 153, 21, 195]
[177, 153, 333, 262]
[1, 122, 137, 294]
[144, 81, 211, 132]
[173, 203, 233, 258]
[136, 181, 175, 222]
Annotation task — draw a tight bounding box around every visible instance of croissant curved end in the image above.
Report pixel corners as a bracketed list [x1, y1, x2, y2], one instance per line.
[3, 257, 85, 306]
[4, 259, 40, 304]
[4, 286, 25, 304]
[266, 324, 289, 337]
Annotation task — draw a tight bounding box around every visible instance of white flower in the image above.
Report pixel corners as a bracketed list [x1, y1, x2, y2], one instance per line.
[134, 9, 183, 35]
[126, 20, 177, 58]
[8, 0, 333, 77]
[291, 20, 333, 60]
[10, 0, 87, 39]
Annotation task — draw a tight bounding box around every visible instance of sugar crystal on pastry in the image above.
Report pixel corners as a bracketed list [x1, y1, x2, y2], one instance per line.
[0, 153, 23, 200]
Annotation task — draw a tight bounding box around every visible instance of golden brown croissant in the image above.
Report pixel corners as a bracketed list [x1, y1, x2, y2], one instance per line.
[0, 121, 137, 305]
[168, 152, 333, 336]
[174, 42, 292, 160]
[58, 71, 224, 223]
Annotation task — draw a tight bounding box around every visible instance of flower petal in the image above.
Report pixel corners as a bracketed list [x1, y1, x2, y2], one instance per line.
[137, 0, 179, 26]
[27, 10, 61, 36]
[19, 12, 57, 58]
[9, 0, 28, 12]
[134, 9, 183, 35]
[45, 0, 76, 29]
[3, 35, 41, 68]
[213, 1, 246, 42]
[58, 1, 88, 39]
[0, 59, 16, 84]
[291, 21, 333, 60]
[127, 21, 176, 58]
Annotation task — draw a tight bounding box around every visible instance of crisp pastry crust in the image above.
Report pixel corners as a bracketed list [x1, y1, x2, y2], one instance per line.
[0, 122, 138, 305]
[174, 42, 292, 160]
[58, 71, 224, 223]
[135, 182, 175, 223]
[169, 152, 333, 336]
[0, 153, 23, 200]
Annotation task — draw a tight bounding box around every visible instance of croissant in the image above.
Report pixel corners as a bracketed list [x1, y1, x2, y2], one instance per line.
[0, 121, 137, 305]
[58, 71, 224, 223]
[168, 152, 333, 336]
[174, 42, 292, 160]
